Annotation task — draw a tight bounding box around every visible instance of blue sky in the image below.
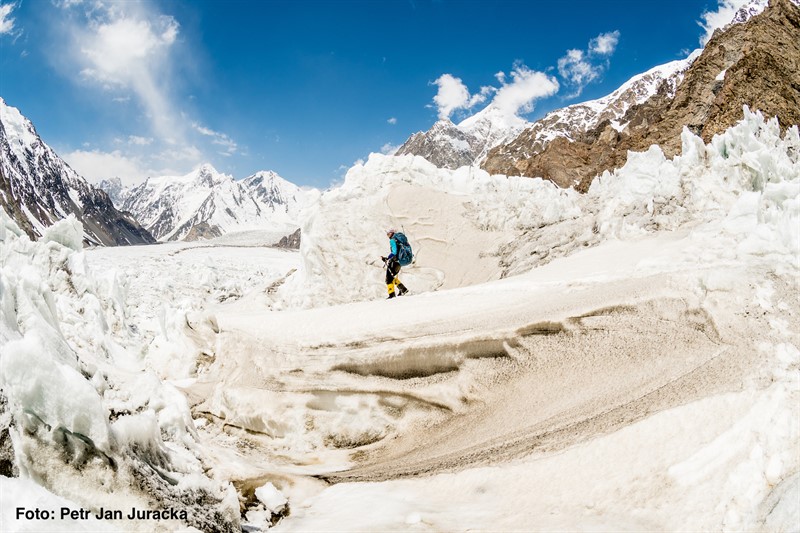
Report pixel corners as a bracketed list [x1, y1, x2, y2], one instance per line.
[0, 0, 747, 188]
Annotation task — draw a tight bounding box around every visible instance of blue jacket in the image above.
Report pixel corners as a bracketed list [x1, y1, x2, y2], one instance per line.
[387, 237, 398, 260]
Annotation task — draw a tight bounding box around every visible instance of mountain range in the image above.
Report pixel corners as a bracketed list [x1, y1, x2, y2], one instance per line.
[0, 97, 155, 245]
[107, 165, 308, 242]
[1, 0, 796, 246]
[400, 0, 800, 191]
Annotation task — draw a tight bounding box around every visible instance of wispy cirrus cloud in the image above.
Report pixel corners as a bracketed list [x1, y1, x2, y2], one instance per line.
[66, 3, 181, 140]
[0, 2, 17, 36]
[192, 122, 238, 157]
[51, 1, 238, 181]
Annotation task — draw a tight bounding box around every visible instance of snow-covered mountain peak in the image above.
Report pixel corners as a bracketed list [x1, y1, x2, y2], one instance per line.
[458, 103, 528, 137]
[194, 163, 230, 187]
[118, 165, 309, 241]
[0, 97, 154, 245]
[395, 107, 529, 170]
[0, 97, 43, 162]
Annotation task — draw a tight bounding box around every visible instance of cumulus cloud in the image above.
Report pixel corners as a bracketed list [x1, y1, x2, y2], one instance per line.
[558, 49, 599, 87]
[63, 149, 147, 186]
[431, 74, 497, 120]
[590, 30, 620, 55]
[387, 117, 397, 125]
[0, 2, 16, 35]
[492, 64, 559, 116]
[698, 0, 753, 45]
[432, 63, 557, 122]
[432, 74, 470, 120]
[557, 30, 621, 98]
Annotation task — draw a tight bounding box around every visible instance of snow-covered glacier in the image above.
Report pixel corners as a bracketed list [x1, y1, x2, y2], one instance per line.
[0, 109, 798, 531]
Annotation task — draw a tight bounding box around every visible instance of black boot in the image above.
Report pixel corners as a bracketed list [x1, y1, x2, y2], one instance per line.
[387, 292, 396, 299]
[397, 284, 408, 296]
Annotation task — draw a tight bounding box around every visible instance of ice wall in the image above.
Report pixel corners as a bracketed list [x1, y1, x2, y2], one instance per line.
[277, 108, 799, 309]
[0, 212, 240, 531]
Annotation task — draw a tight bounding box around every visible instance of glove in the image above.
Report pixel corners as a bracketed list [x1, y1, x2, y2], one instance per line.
[381, 256, 387, 262]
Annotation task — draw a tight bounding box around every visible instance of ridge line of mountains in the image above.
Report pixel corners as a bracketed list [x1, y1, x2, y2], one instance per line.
[0, 0, 797, 246]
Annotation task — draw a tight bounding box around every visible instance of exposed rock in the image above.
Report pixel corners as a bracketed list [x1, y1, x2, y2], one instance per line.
[395, 105, 529, 170]
[483, 0, 800, 191]
[0, 98, 155, 245]
[395, 120, 480, 169]
[275, 228, 301, 249]
[482, 57, 695, 179]
[97, 177, 128, 207]
[183, 221, 224, 241]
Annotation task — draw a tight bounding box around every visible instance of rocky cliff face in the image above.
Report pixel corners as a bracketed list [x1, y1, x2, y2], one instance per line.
[395, 105, 528, 170]
[0, 97, 155, 245]
[483, 0, 800, 190]
[395, 119, 484, 169]
[481, 56, 697, 186]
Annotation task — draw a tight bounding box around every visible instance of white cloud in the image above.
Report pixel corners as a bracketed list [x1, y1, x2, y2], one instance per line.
[63, 142, 206, 186]
[77, 12, 179, 139]
[63, 149, 147, 186]
[430, 63, 557, 122]
[698, 0, 753, 45]
[55, 1, 191, 150]
[558, 49, 599, 87]
[380, 142, 400, 155]
[492, 64, 559, 116]
[431, 74, 498, 120]
[0, 3, 16, 35]
[557, 30, 621, 98]
[387, 117, 397, 125]
[192, 122, 238, 156]
[590, 31, 620, 55]
[432, 74, 470, 120]
[128, 135, 153, 146]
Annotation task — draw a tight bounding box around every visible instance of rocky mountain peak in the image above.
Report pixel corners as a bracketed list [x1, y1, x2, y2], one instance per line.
[482, 0, 800, 190]
[0, 98, 155, 245]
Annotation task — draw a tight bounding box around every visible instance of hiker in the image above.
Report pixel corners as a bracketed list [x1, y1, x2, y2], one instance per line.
[381, 228, 410, 299]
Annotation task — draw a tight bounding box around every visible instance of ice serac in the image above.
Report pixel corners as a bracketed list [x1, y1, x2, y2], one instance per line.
[0, 97, 156, 245]
[120, 164, 307, 241]
[0, 210, 240, 531]
[482, 0, 800, 190]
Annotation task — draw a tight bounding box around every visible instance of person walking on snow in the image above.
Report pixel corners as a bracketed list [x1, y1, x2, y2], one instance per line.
[381, 229, 409, 299]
